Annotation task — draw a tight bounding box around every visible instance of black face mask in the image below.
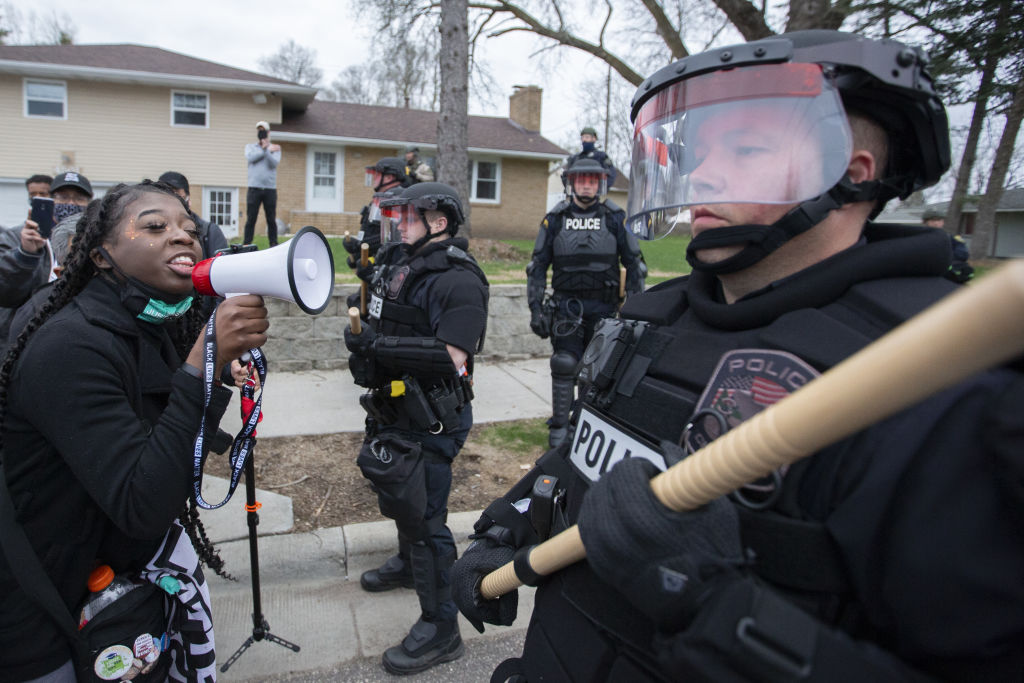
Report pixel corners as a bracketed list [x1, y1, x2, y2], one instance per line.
[95, 247, 194, 323]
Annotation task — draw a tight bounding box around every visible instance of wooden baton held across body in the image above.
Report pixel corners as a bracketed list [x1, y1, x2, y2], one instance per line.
[360, 243, 370, 316]
[348, 307, 361, 335]
[481, 260, 1024, 599]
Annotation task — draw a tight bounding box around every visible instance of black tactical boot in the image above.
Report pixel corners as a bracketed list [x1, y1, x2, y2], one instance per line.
[360, 542, 414, 592]
[381, 617, 463, 675]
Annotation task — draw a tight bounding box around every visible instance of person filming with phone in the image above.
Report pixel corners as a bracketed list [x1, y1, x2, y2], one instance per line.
[0, 171, 94, 346]
[243, 121, 282, 247]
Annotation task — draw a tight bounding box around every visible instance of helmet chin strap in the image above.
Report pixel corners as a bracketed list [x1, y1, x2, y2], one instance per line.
[686, 176, 884, 275]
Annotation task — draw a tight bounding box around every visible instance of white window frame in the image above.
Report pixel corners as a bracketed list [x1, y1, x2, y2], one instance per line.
[470, 158, 501, 204]
[170, 90, 210, 128]
[306, 146, 345, 212]
[202, 186, 239, 239]
[24, 78, 67, 119]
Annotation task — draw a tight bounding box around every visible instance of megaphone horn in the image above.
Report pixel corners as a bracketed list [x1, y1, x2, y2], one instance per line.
[192, 226, 335, 315]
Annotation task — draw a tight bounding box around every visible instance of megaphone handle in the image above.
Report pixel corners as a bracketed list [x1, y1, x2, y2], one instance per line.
[348, 307, 362, 335]
[219, 292, 253, 363]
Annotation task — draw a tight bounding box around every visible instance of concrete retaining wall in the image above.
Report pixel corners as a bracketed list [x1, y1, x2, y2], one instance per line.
[262, 284, 551, 372]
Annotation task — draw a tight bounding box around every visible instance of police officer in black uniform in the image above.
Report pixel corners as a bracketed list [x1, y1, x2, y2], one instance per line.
[452, 30, 1024, 682]
[565, 126, 618, 187]
[344, 182, 489, 675]
[528, 157, 645, 447]
[343, 157, 408, 276]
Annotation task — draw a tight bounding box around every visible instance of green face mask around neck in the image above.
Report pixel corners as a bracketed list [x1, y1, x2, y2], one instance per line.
[137, 295, 195, 324]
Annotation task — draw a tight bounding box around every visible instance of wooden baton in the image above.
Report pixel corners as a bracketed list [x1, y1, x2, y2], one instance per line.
[348, 307, 361, 335]
[481, 260, 1024, 599]
[360, 243, 370, 316]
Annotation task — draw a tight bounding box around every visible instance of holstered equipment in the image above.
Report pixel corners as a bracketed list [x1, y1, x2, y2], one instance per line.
[356, 433, 426, 532]
[359, 375, 471, 435]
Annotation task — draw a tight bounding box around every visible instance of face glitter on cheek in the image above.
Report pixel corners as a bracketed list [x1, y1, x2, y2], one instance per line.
[125, 216, 140, 240]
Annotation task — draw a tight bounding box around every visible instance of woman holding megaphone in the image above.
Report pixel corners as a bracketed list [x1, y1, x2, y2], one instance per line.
[0, 181, 268, 681]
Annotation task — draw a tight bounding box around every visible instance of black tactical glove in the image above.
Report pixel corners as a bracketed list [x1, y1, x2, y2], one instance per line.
[346, 253, 359, 270]
[578, 457, 743, 630]
[342, 235, 361, 255]
[530, 306, 550, 339]
[451, 537, 519, 633]
[345, 292, 361, 312]
[355, 259, 376, 283]
[344, 318, 375, 355]
[348, 353, 377, 387]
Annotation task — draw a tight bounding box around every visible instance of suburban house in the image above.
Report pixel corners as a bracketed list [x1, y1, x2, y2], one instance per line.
[876, 190, 1024, 258]
[0, 45, 568, 240]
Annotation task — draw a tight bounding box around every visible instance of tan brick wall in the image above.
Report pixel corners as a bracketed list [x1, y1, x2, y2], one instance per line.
[469, 157, 549, 240]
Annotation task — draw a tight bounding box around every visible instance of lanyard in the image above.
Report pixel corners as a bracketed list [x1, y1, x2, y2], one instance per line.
[190, 310, 267, 510]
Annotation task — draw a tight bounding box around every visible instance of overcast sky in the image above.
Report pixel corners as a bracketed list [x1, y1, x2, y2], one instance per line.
[19, 0, 594, 148]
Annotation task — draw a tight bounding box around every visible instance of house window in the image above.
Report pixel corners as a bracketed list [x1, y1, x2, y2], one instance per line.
[202, 187, 239, 239]
[171, 91, 209, 127]
[25, 79, 67, 118]
[470, 159, 500, 203]
[313, 152, 337, 199]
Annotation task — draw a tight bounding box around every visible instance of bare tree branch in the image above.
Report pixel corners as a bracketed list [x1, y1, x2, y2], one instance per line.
[710, 0, 773, 39]
[639, 0, 689, 58]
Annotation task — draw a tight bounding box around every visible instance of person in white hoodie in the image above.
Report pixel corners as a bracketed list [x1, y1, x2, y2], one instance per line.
[243, 120, 282, 246]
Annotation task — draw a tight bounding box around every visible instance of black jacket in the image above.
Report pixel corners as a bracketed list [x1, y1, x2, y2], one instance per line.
[0, 276, 232, 681]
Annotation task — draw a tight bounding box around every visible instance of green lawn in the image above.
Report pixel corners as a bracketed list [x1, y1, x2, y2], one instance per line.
[233, 232, 692, 285]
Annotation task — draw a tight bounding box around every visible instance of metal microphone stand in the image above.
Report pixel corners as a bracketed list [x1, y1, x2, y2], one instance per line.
[221, 373, 300, 672]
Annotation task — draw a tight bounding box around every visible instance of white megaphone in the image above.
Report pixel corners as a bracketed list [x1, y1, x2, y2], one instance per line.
[191, 226, 335, 314]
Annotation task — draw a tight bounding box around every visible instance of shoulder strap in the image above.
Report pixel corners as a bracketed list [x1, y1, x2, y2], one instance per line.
[0, 466, 85, 656]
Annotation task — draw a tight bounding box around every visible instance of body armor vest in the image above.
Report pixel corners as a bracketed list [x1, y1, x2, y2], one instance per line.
[550, 203, 621, 300]
[514, 265, 957, 682]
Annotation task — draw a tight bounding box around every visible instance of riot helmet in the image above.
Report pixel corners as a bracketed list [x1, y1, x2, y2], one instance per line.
[379, 182, 465, 251]
[627, 30, 950, 274]
[580, 126, 599, 138]
[372, 187, 404, 246]
[365, 157, 408, 191]
[564, 157, 609, 205]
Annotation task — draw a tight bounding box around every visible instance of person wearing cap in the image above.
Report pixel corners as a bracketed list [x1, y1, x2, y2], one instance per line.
[403, 145, 435, 184]
[921, 206, 973, 283]
[157, 171, 228, 262]
[0, 171, 94, 346]
[243, 121, 282, 246]
[344, 182, 488, 674]
[453, 30, 1023, 681]
[564, 126, 617, 187]
[526, 156, 646, 448]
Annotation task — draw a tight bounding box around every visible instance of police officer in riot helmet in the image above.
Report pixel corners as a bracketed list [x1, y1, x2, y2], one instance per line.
[344, 157, 408, 270]
[453, 30, 1024, 682]
[344, 182, 489, 674]
[527, 156, 646, 448]
[565, 126, 618, 187]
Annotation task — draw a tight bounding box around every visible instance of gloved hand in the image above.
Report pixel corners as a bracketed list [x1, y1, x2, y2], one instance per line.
[344, 318, 375, 355]
[348, 353, 377, 387]
[342, 235, 361, 255]
[346, 253, 359, 270]
[530, 306, 550, 339]
[355, 259, 376, 283]
[451, 537, 519, 633]
[578, 458, 743, 630]
[346, 292, 361, 312]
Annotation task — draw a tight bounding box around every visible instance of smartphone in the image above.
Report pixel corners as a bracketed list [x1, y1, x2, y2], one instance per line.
[30, 197, 55, 239]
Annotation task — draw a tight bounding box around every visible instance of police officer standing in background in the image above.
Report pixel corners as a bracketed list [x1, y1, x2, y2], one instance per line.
[453, 30, 1023, 681]
[404, 145, 436, 184]
[528, 157, 645, 447]
[344, 182, 489, 674]
[343, 157, 409, 280]
[565, 126, 617, 187]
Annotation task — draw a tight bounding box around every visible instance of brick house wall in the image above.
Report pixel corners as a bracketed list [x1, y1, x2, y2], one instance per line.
[468, 157, 551, 240]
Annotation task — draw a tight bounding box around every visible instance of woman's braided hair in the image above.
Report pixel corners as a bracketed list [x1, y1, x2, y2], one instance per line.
[0, 180, 229, 577]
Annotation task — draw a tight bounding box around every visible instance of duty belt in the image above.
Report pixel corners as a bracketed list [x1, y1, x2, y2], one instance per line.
[360, 375, 472, 434]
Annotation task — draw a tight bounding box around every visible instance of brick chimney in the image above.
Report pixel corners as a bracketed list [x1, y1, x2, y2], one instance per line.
[509, 85, 542, 132]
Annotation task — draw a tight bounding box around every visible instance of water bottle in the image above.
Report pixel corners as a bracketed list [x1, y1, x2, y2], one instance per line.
[77, 565, 144, 629]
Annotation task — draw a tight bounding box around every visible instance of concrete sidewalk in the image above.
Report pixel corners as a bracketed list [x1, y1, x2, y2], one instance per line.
[199, 357, 552, 680]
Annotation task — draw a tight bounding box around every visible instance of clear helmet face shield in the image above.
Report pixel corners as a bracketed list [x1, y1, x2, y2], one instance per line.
[564, 171, 608, 201]
[627, 63, 853, 240]
[378, 199, 407, 246]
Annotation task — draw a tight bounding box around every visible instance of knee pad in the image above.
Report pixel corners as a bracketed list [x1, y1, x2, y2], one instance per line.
[551, 351, 578, 380]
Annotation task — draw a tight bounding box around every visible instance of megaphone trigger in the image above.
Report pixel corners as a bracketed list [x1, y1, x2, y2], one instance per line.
[191, 226, 335, 315]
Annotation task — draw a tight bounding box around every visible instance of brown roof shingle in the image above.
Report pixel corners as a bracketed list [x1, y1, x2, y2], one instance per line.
[0, 44, 297, 86]
[279, 100, 567, 157]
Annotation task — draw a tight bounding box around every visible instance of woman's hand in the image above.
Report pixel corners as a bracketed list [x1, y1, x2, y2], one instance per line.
[214, 295, 269, 370]
[186, 295, 269, 375]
